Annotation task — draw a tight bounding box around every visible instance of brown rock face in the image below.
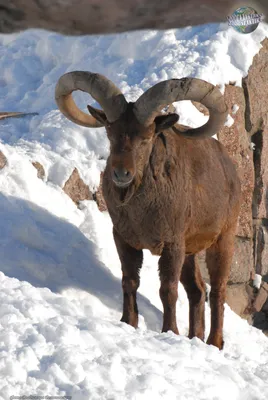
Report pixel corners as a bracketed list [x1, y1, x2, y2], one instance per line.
[198, 237, 252, 285]
[63, 168, 93, 205]
[32, 161, 45, 180]
[252, 282, 268, 313]
[251, 120, 268, 221]
[253, 282, 268, 332]
[191, 101, 209, 116]
[229, 237, 253, 284]
[244, 39, 268, 221]
[218, 85, 254, 239]
[0, 150, 7, 169]
[94, 172, 107, 212]
[2, 1, 265, 35]
[243, 39, 268, 138]
[241, 38, 268, 330]
[226, 283, 253, 320]
[254, 224, 268, 277]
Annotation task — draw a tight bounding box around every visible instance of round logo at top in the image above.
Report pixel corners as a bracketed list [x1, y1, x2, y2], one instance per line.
[227, 6, 264, 34]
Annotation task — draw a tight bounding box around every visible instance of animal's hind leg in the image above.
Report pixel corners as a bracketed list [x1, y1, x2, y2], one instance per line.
[206, 228, 236, 349]
[113, 228, 143, 329]
[180, 254, 206, 341]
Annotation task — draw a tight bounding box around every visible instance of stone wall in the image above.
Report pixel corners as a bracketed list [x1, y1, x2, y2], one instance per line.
[197, 39, 268, 328]
[244, 38, 268, 330]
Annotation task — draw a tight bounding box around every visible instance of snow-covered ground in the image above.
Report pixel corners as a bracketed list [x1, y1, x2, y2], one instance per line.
[0, 22, 268, 399]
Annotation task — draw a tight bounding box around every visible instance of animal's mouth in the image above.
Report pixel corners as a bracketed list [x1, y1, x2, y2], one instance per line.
[113, 179, 133, 188]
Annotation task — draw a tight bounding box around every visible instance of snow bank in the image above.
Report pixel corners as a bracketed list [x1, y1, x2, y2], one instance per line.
[0, 22, 268, 399]
[1, 269, 267, 399]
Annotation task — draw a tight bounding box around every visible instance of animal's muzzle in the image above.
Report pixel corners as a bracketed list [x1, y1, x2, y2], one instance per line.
[112, 167, 133, 188]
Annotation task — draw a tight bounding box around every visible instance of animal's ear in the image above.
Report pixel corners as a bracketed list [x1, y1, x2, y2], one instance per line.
[87, 104, 108, 125]
[154, 113, 179, 134]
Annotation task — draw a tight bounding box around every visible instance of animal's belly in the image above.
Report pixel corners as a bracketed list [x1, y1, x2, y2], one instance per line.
[185, 231, 220, 254]
[112, 207, 222, 256]
[119, 225, 219, 256]
[106, 181, 224, 256]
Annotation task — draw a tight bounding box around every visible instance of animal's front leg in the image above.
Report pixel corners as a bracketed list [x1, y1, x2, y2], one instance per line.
[159, 243, 185, 334]
[113, 227, 143, 328]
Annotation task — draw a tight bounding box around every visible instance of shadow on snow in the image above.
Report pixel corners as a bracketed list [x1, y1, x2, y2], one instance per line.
[0, 193, 162, 331]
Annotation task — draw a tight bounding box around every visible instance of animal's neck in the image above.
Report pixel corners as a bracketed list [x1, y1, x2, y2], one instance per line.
[111, 180, 137, 206]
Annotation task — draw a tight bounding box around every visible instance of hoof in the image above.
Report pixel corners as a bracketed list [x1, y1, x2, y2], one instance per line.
[207, 335, 224, 350]
[161, 326, 179, 335]
[120, 315, 138, 329]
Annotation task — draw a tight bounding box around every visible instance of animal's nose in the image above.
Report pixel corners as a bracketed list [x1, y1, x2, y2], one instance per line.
[113, 167, 133, 186]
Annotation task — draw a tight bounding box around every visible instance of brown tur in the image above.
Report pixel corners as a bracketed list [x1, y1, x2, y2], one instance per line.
[55, 72, 241, 350]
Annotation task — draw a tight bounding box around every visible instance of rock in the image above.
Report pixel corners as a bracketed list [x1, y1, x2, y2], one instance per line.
[243, 39, 268, 220]
[63, 168, 93, 205]
[254, 223, 268, 276]
[242, 38, 268, 137]
[226, 283, 253, 320]
[94, 172, 107, 212]
[191, 101, 209, 116]
[0, 0, 252, 36]
[229, 237, 253, 284]
[251, 282, 268, 313]
[198, 234, 252, 286]
[218, 85, 254, 239]
[198, 237, 253, 319]
[243, 38, 268, 297]
[263, 296, 268, 312]
[32, 161, 45, 180]
[251, 116, 268, 220]
[253, 287, 268, 332]
[0, 151, 7, 169]
[253, 310, 268, 332]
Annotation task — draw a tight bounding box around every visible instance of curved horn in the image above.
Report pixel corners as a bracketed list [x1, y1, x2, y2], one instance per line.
[55, 71, 128, 127]
[133, 78, 227, 138]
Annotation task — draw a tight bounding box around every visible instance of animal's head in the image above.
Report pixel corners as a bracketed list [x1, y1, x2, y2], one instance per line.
[55, 72, 227, 188]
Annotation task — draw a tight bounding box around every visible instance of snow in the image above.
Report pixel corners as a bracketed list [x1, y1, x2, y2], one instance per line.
[232, 104, 240, 114]
[0, 22, 268, 399]
[250, 142, 256, 151]
[225, 114, 235, 127]
[1, 262, 268, 399]
[253, 274, 263, 289]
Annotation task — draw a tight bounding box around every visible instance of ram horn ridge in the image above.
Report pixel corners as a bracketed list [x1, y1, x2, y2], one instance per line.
[134, 78, 227, 138]
[55, 71, 128, 127]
